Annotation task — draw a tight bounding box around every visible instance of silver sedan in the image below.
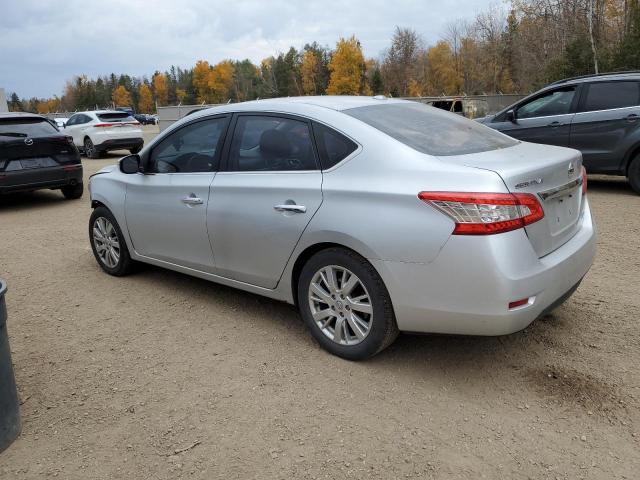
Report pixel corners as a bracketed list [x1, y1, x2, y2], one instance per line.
[88, 96, 596, 360]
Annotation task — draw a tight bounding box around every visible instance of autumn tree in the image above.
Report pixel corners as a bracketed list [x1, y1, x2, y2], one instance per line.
[208, 60, 235, 103]
[382, 27, 423, 96]
[327, 36, 366, 95]
[152, 73, 169, 106]
[112, 85, 132, 107]
[301, 50, 320, 95]
[426, 41, 462, 95]
[193, 60, 211, 102]
[138, 84, 154, 113]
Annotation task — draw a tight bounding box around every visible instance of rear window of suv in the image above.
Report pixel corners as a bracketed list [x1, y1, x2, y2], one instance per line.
[96, 112, 136, 122]
[344, 102, 517, 156]
[582, 81, 640, 112]
[0, 118, 59, 137]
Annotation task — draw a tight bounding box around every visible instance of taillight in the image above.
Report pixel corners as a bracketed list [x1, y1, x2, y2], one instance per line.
[93, 123, 115, 128]
[581, 166, 587, 195]
[418, 192, 545, 235]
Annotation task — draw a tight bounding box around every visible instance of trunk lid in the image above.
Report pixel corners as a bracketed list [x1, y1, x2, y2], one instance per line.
[440, 142, 585, 257]
[0, 135, 79, 171]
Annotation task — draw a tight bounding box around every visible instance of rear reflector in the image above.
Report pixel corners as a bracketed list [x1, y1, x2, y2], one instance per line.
[418, 192, 545, 235]
[581, 166, 587, 195]
[508, 298, 530, 309]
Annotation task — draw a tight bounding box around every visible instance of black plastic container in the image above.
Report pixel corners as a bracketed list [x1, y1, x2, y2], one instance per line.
[0, 279, 20, 452]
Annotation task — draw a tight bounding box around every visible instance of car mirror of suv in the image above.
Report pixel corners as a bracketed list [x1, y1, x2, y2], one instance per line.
[119, 154, 141, 174]
[506, 109, 517, 123]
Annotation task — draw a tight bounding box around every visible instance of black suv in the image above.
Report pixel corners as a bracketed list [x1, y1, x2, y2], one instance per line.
[479, 72, 640, 193]
[0, 113, 83, 199]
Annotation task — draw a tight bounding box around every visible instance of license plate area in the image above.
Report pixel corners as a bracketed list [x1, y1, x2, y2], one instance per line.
[545, 189, 581, 236]
[20, 157, 58, 169]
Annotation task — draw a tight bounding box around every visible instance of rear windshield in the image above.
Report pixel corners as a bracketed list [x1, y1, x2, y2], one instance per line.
[97, 112, 135, 122]
[0, 118, 59, 137]
[345, 102, 517, 156]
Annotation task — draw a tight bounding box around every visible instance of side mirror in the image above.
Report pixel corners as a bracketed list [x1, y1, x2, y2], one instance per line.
[119, 154, 141, 174]
[506, 109, 517, 123]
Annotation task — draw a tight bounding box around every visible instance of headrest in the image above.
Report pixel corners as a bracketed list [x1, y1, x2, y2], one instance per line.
[259, 129, 291, 158]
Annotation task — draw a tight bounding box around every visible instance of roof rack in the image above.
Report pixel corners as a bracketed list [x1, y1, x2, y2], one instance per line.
[550, 70, 640, 85]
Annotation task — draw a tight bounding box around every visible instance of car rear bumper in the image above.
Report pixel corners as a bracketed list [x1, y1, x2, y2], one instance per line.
[94, 137, 143, 152]
[372, 199, 596, 335]
[0, 164, 83, 194]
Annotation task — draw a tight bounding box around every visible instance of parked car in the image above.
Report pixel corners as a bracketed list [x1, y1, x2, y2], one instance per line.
[53, 117, 69, 129]
[64, 110, 143, 158]
[0, 112, 83, 198]
[478, 72, 640, 193]
[427, 97, 489, 119]
[88, 97, 595, 360]
[134, 114, 156, 125]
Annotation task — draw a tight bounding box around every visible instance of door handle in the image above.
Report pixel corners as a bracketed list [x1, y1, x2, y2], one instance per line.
[181, 194, 203, 205]
[547, 121, 562, 127]
[274, 204, 307, 213]
[626, 114, 638, 122]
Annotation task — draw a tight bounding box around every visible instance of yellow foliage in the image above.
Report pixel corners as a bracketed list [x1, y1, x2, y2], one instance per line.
[207, 60, 235, 103]
[301, 51, 319, 95]
[407, 78, 423, 97]
[152, 73, 168, 106]
[193, 60, 211, 103]
[426, 41, 462, 95]
[112, 85, 132, 107]
[327, 36, 365, 95]
[176, 88, 187, 103]
[138, 84, 154, 113]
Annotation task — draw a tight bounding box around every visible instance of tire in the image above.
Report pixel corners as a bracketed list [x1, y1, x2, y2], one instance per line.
[628, 155, 640, 194]
[297, 247, 399, 360]
[129, 146, 142, 154]
[61, 182, 83, 200]
[84, 137, 100, 159]
[89, 206, 134, 276]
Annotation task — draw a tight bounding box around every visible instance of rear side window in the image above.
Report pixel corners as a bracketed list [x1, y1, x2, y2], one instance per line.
[227, 115, 318, 171]
[313, 123, 358, 169]
[0, 118, 58, 137]
[97, 112, 135, 122]
[345, 102, 517, 156]
[582, 81, 640, 112]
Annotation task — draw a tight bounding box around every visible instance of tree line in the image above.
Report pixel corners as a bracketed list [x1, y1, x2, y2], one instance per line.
[8, 0, 640, 114]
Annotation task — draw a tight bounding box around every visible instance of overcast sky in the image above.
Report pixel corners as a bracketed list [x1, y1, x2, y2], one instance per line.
[1, 0, 496, 99]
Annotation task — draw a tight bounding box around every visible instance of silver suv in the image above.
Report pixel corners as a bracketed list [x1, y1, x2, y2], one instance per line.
[479, 72, 640, 193]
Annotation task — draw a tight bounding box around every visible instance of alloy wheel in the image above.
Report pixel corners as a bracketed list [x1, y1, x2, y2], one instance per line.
[92, 217, 120, 268]
[84, 138, 95, 157]
[308, 265, 373, 346]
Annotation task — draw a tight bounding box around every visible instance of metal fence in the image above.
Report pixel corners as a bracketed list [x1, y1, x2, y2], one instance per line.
[155, 94, 527, 131]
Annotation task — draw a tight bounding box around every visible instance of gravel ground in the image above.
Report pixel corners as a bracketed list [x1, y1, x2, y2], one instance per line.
[1, 126, 639, 479]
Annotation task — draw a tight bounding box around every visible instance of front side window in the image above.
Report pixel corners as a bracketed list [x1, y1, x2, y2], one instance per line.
[228, 115, 318, 171]
[517, 87, 576, 119]
[148, 116, 229, 173]
[582, 81, 640, 112]
[345, 102, 517, 156]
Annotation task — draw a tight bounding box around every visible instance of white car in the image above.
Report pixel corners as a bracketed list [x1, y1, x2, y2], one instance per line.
[64, 110, 143, 158]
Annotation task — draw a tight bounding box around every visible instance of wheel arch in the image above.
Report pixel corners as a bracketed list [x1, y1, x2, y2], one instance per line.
[290, 242, 377, 308]
[624, 142, 640, 174]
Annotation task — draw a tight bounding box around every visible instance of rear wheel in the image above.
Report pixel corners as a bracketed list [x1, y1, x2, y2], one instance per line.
[84, 137, 100, 159]
[628, 155, 640, 194]
[297, 247, 398, 360]
[89, 207, 134, 276]
[61, 182, 83, 200]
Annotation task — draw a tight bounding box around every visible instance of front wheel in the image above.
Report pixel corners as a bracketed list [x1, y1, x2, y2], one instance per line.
[628, 155, 640, 194]
[297, 248, 399, 360]
[84, 137, 100, 159]
[89, 207, 134, 276]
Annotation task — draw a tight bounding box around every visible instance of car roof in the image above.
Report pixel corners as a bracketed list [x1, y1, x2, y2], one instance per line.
[0, 112, 48, 120]
[550, 71, 640, 86]
[211, 95, 412, 113]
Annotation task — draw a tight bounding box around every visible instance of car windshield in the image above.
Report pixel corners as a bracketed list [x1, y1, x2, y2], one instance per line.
[97, 112, 135, 122]
[345, 102, 517, 156]
[0, 118, 59, 137]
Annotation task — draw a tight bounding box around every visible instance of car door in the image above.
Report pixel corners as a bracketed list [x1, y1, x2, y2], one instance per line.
[208, 113, 323, 289]
[64, 114, 82, 145]
[125, 115, 230, 272]
[569, 80, 640, 173]
[491, 86, 578, 147]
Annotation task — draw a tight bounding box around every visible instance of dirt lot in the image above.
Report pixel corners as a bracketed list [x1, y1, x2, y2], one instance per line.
[1, 125, 639, 479]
